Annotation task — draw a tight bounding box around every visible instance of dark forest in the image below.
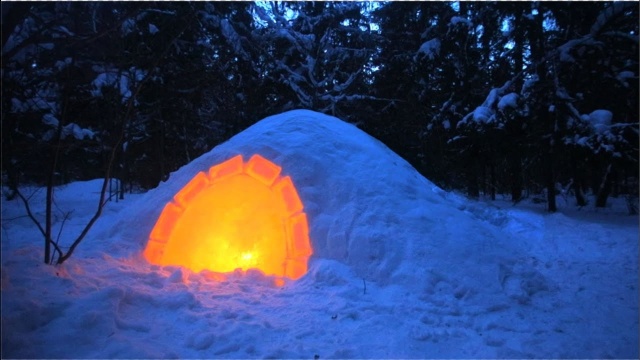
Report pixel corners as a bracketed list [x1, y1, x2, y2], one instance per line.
[2, 1, 638, 212]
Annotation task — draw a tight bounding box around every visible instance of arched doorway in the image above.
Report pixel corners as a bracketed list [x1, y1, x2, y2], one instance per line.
[143, 154, 312, 281]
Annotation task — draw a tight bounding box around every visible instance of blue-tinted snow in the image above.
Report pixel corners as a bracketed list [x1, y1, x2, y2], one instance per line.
[1, 110, 638, 358]
[587, 109, 613, 135]
[416, 38, 441, 61]
[497, 93, 519, 110]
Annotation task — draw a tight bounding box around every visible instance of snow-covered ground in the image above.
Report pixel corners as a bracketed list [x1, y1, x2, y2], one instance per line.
[1, 110, 638, 358]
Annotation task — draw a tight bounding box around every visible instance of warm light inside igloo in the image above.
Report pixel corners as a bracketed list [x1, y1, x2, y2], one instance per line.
[143, 154, 312, 281]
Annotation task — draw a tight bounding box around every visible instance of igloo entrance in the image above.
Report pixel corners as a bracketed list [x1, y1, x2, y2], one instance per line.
[143, 154, 313, 281]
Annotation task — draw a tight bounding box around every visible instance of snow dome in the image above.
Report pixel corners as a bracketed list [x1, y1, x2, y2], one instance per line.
[112, 109, 514, 287]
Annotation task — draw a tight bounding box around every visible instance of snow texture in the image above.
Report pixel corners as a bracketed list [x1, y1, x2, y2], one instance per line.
[567, 108, 619, 154]
[3, 18, 35, 54]
[11, 90, 59, 114]
[121, 18, 136, 36]
[62, 123, 95, 140]
[617, 70, 635, 80]
[148, 23, 159, 35]
[450, 16, 472, 27]
[459, 82, 514, 127]
[416, 38, 441, 61]
[42, 113, 59, 127]
[521, 75, 539, 94]
[557, 3, 635, 65]
[616, 70, 636, 88]
[91, 72, 120, 97]
[220, 19, 249, 60]
[41, 113, 95, 141]
[1, 110, 638, 358]
[588, 109, 613, 135]
[54, 57, 72, 71]
[472, 106, 494, 123]
[590, 2, 636, 36]
[91, 68, 146, 102]
[497, 92, 519, 110]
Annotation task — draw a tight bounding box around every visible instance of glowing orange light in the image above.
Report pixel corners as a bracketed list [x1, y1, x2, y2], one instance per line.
[143, 154, 313, 283]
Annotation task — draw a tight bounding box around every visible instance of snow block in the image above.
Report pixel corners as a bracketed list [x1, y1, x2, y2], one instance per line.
[287, 213, 312, 258]
[148, 202, 183, 242]
[245, 154, 282, 186]
[284, 258, 307, 280]
[273, 176, 304, 216]
[143, 239, 165, 262]
[173, 171, 208, 208]
[207, 154, 243, 183]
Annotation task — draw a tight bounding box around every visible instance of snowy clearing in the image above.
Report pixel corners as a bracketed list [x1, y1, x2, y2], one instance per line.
[1, 110, 638, 358]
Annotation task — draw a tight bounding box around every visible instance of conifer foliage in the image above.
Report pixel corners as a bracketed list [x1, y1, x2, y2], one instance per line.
[2, 1, 638, 210]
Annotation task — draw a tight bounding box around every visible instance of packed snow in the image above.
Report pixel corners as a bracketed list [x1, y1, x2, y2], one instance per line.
[91, 67, 146, 102]
[459, 84, 517, 127]
[471, 106, 494, 124]
[41, 114, 95, 141]
[497, 92, 519, 111]
[1, 110, 638, 358]
[586, 109, 613, 135]
[148, 24, 159, 35]
[416, 39, 441, 61]
[449, 16, 472, 28]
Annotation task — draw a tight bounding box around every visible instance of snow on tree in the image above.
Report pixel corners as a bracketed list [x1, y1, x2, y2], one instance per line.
[251, 2, 380, 119]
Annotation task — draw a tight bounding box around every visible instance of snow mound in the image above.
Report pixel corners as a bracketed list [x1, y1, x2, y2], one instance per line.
[107, 109, 519, 286]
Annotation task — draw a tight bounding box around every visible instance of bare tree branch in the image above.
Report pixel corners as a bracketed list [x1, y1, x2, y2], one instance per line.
[56, 19, 193, 264]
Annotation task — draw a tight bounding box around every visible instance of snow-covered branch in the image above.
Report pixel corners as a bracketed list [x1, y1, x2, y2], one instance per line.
[220, 19, 250, 60]
[590, 2, 636, 37]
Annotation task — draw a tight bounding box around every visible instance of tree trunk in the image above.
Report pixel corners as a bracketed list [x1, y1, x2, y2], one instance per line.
[611, 167, 619, 197]
[544, 111, 557, 212]
[466, 152, 479, 198]
[490, 162, 496, 200]
[467, 176, 479, 198]
[596, 164, 613, 208]
[44, 183, 53, 264]
[509, 7, 525, 204]
[2, 119, 19, 200]
[119, 148, 127, 201]
[574, 182, 588, 207]
[546, 153, 557, 212]
[573, 163, 588, 206]
[44, 103, 67, 264]
[509, 154, 523, 203]
[481, 162, 486, 197]
[513, 10, 525, 92]
[529, 4, 556, 212]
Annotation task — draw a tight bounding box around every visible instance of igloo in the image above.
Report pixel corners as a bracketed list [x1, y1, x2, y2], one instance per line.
[112, 109, 506, 286]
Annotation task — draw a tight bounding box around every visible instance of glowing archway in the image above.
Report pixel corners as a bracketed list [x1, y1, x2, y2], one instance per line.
[143, 154, 312, 281]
